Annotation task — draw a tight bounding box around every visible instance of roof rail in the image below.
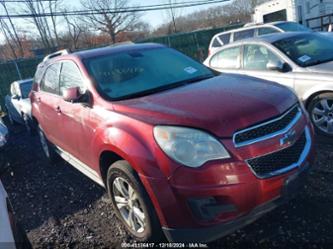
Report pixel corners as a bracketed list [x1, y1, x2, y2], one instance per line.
[43, 49, 69, 62]
[109, 41, 134, 47]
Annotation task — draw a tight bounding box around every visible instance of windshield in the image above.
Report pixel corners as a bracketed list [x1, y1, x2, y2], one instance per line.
[274, 22, 311, 32]
[85, 47, 214, 100]
[273, 33, 333, 67]
[20, 81, 33, 98]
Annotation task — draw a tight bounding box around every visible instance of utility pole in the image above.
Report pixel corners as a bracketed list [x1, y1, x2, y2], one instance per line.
[169, 0, 177, 33]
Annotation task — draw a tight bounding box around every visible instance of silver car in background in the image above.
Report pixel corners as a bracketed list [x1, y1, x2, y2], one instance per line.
[0, 119, 31, 249]
[4, 79, 33, 132]
[204, 32, 333, 136]
[0, 118, 8, 148]
[208, 21, 311, 55]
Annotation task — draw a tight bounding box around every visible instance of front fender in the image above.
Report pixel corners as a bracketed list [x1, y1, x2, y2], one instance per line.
[92, 123, 167, 179]
[302, 83, 333, 103]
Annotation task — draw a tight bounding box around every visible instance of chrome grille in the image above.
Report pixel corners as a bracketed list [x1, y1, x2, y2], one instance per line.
[234, 105, 301, 147]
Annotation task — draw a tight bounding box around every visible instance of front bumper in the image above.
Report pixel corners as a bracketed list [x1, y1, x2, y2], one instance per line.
[163, 162, 311, 242]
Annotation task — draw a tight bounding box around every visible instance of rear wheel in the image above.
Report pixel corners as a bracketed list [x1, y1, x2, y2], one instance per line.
[107, 161, 163, 242]
[38, 126, 59, 163]
[308, 93, 333, 137]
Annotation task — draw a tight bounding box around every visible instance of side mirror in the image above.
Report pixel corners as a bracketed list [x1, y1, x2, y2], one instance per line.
[12, 95, 20, 100]
[62, 87, 81, 102]
[267, 61, 291, 73]
[31, 82, 39, 92]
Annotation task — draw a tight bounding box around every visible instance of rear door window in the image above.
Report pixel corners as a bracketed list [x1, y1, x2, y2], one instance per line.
[233, 29, 255, 41]
[243, 44, 281, 70]
[40, 63, 60, 95]
[210, 46, 241, 69]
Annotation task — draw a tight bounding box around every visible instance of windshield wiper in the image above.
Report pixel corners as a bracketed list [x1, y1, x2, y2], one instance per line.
[305, 58, 333, 66]
[118, 74, 215, 100]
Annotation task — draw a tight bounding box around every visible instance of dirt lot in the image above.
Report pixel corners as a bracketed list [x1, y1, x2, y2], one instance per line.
[1, 120, 333, 249]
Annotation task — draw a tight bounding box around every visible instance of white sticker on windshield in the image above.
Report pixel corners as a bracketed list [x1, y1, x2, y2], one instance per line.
[298, 55, 311, 63]
[184, 67, 198, 74]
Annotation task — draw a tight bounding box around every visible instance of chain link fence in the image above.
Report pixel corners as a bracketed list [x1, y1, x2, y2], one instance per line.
[0, 58, 42, 109]
[139, 24, 243, 61]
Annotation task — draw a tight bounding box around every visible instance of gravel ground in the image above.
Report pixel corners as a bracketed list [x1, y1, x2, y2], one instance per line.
[1, 120, 333, 249]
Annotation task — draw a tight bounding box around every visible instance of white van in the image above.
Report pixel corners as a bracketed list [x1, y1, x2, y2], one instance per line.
[208, 21, 310, 55]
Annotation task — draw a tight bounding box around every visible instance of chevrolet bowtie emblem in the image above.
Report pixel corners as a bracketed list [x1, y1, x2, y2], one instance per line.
[280, 129, 297, 146]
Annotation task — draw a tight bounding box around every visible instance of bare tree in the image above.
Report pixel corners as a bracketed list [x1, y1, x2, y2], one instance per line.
[80, 0, 140, 44]
[165, 0, 182, 34]
[63, 13, 85, 49]
[0, 1, 24, 57]
[0, 19, 18, 59]
[21, 0, 63, 50]
[48, 0, 63, 46]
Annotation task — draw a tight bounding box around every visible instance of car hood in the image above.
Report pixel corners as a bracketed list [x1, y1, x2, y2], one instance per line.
[306, 61, 333, 74]
[113, 74, 297, 137]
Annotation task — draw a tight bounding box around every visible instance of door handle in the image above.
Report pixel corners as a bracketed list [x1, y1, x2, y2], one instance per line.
[55, 106, 61, 114]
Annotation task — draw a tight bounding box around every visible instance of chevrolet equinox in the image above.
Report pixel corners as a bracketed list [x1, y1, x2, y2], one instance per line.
[30, 43, 315, 242]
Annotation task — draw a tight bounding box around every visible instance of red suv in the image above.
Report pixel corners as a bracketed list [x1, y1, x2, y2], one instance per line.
[30, 44, 315, 242]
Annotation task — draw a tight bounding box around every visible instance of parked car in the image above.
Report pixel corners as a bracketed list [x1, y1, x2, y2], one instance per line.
[30, 44, 314, 242]
[208, 21, 311, 55]
[0, 177, 31, 249]
[0, 118, 8, 149]
[204, 32, 333, 136]
[5, 79, 33, 132]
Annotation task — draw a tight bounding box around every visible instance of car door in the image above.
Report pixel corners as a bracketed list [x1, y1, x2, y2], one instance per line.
[239, 43, 295, 89]
[57, 60, 91, 163]
[208, 45, 242, 74]
[37, 62, 64, 146]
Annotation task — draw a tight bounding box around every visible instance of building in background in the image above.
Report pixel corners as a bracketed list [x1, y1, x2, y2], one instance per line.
[252, 0, 333, 30]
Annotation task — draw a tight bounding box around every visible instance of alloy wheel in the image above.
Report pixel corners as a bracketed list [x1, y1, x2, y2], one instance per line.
[112, 177, 146, 234]
[311, 98, 333, 135]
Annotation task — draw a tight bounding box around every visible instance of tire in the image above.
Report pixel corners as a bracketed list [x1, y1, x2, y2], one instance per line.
[38, 126, 59, 163]
[107, 160, 163, 242]
[308, 93, 333, 137]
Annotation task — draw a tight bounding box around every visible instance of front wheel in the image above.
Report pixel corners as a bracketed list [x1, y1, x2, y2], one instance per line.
[107, 161, 163, 242]
[308, 93, 333, 137]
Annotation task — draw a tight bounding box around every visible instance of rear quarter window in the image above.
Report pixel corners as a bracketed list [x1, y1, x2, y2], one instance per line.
[210, 46, 241, 69]
[219, 33, 231, 45]
[40, 63, 60, 95]
[211, 38, 222, 48]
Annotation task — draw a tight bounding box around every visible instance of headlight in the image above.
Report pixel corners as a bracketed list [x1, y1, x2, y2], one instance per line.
[153, 126, 230, 168]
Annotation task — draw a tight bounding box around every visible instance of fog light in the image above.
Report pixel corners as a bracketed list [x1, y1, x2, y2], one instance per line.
[188, 197, 237, 221]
